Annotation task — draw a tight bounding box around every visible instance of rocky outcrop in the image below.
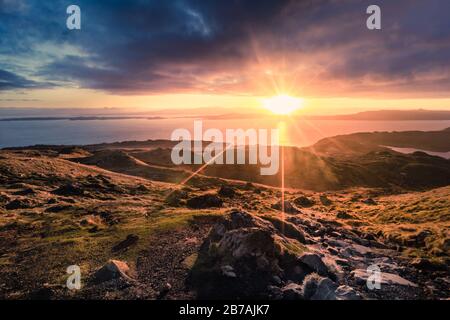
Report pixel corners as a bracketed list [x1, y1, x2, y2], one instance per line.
[186, 194, 223, 209]
[188, 210, 309, 299]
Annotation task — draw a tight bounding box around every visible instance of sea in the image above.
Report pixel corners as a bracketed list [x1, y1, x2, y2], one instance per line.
[1, 117, 450, 150]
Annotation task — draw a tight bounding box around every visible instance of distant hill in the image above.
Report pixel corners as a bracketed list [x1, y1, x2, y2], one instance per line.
[305, 109, 450, 121]
[310, 127, 450, 154]
[5, 128, 450, 191]
[124, 128, 450, 191]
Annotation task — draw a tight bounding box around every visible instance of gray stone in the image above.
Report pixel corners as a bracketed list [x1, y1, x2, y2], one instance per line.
[311, 277, 338, 300]
[91, 260, 135, 284]
[335, 285, 362, 300]
[351, 269, 418, 287]
[281, 282, 303, 300]
[299, 253, 329, 276]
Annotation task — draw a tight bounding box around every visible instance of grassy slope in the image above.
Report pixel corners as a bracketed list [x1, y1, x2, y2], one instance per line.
[0, 149, 448, 298]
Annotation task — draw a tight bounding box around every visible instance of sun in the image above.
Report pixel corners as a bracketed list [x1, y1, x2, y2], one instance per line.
[262, 94, 304, 115]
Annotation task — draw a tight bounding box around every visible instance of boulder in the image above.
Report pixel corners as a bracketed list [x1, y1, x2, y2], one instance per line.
[293, 196, 315, 207]
[187, 194, 223, 209]
[351, 269, 418, 287]
[311, 277, 338, 300]
[188, 210, 307, 299]
[299, 253, 329, 276]
[301, 273, 338, 300]
[91, 260, 135, 284]
[261, 216, 307, 244]
[218, 185, 236, 198]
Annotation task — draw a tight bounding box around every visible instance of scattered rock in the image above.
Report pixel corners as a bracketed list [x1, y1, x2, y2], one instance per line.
[310, 277, 338, 300]
[134, 184, 150, 194]
[271, 200, 301, 214]
[221, 265, 237, 278]
[262, 216, 307, 244]
[52, 183, 85, 197]
[293, 196, 315, 207]
[281, 283, 303, 300]
[336, 210, 355, 219]
[97, 211, 120, 226]
[218, 185, 236, 198]
[299, 253, 329, 276]
[406, 230, 432, 247]
[165, 189, 188, 207]
[0, 192, 11, 204]
[351, 269, 418, 287]
[157, 283, 172, 299]
[91, 260, 135, 284]
[45, 204, 74, 213]
[319, 195, 332, 206]
[112, 234, 139, 252]
[5, 198, 34, 210]
[301, 273, 322, 299]
[363, 198, 377, 205]
[411, 258, 447, 272]
[187, 194, 223, 209]
[335, 285, 362, 300]
[13, 188, 36, 196]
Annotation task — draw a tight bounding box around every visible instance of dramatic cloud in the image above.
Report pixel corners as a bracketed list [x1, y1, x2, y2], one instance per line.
[0, 0, 449, 97]
[0, 69, 53, 90]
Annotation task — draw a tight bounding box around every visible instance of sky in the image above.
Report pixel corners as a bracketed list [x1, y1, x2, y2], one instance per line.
[1, 0, 450, 115]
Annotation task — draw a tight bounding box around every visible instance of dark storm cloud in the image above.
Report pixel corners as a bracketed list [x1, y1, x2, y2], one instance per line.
[0, 69, 53, 90]
[1, 0, 450, 96]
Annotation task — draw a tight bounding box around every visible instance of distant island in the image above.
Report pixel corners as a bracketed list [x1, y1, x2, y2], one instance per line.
[0, 116, 165, 122]
[1, 109, 449, 122]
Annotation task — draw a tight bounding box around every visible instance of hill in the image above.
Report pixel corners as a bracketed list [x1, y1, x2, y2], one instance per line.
[0, 148, 448, 300]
